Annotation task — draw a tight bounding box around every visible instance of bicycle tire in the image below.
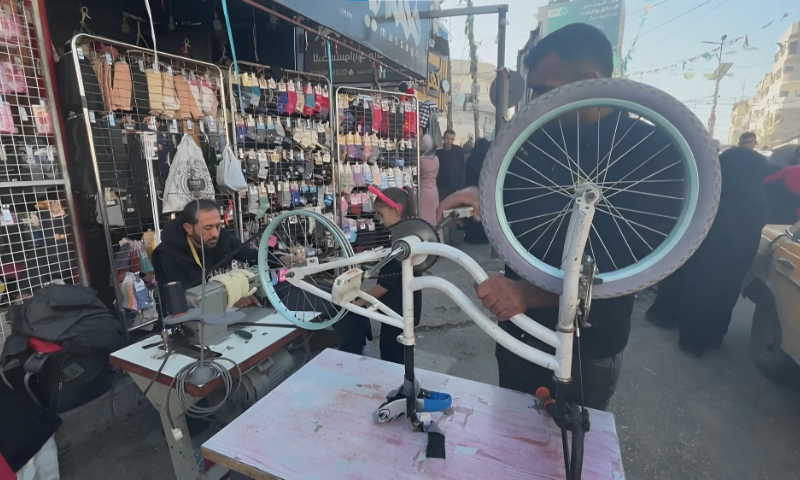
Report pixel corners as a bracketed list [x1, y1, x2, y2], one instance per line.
[258, 210, 355, 329]
[480, 78, 720, 298]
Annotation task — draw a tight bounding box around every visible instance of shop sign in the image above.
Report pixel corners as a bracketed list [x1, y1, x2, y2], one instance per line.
[275, 0, 431, 78]
[305, 29, 411, 84]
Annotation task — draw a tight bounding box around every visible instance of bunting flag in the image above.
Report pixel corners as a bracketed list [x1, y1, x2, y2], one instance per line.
[684, 72, 696, 79]
[763, 20, 774, 29]
[783, 8, 796, 20]
[701, 52, 715, 61]
[743, 35, 749, 49]
[704, 73, 716, 80]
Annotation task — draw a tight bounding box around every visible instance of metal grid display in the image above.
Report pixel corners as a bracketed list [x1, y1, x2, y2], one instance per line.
[334, 86, 420, 252]
[227, 62, 336, 246]
[67, 33, 230, 330]
[0, 0, 84, 309]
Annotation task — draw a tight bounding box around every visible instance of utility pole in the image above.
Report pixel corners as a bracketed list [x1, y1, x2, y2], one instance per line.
[464, 0, 481, 139]
[704, 34, 727, 138]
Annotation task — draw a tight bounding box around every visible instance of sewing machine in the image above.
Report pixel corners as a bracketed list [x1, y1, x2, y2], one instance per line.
[181, 265, 265, 345]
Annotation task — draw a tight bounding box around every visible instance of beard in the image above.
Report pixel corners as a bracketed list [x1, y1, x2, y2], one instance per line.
[190, 231, 218, 249]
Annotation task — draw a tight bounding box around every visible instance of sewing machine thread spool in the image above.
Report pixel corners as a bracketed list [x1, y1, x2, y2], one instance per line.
[164, 281, 189, 316]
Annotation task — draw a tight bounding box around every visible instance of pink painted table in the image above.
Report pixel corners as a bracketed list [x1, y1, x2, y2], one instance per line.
[202, 349, 626, 480]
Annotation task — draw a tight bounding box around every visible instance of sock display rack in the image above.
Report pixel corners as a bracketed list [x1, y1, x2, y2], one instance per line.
[66, 33, 230, 330]
[0, 0, 85, 309]
[333, 86, 420, 252]
[227, 62, 337, 244]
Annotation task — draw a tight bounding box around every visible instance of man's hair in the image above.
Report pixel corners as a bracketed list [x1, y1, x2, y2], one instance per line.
[739, 131, 756, 141]
[525, 23, 613, 77]
[181, 199, 220, 225]
[444, 129, 456, 137]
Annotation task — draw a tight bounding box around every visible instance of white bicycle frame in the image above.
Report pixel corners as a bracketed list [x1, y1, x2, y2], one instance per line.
[284, 187, 600, 383]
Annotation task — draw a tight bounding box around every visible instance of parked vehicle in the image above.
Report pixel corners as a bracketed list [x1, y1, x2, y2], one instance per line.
[742, 222, 800, 380]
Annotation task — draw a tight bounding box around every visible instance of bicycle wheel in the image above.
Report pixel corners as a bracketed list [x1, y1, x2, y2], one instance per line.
[480, 78, 720, 298]
[259, 210, 355, 329]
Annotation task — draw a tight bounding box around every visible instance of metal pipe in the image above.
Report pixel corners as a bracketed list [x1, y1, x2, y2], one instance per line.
[241, 0, 415, 82]
[411, 241, 560, 348]
[495, 7, 508, 135]
[409, 276, 561, 376]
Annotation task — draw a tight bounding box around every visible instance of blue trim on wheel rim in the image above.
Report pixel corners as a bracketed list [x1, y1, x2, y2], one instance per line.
[494, 99, 699, 285]
[258, 210, 353, 330]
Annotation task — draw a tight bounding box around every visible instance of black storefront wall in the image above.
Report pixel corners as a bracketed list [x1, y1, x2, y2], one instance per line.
[44, 0, 297, 69]
[275, 0, 430, 79]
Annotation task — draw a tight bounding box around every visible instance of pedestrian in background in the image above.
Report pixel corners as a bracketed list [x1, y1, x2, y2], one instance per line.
[647, 147, 769, 356]
[463, 138, 491, 244]
[436, 129, 465, 201]
[418, 134, 440, 227]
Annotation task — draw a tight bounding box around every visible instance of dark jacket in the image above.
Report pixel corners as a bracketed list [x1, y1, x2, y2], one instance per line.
[152, 218, 259, 307]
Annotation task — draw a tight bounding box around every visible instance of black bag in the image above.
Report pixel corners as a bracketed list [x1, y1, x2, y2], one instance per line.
[27, 350, 115, 413]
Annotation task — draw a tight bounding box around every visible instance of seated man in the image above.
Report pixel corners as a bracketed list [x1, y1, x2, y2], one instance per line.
[153, 199, 260, 310]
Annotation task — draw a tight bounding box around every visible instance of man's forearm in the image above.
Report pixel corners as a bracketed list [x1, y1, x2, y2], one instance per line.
[517, 279, 559, 309]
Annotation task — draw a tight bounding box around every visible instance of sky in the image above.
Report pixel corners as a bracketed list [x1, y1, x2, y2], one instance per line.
[441, 0, 800, 143]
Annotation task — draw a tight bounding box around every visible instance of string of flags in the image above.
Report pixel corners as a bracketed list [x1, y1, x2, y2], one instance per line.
[623, 5, 798, 79]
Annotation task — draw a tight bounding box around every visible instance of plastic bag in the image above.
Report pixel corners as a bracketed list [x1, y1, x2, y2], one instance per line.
[217, 145, 247, 193]
[161, 135, 214, 213]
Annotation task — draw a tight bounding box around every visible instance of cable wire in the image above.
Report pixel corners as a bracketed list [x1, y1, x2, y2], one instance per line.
[623, 0, 713, 45]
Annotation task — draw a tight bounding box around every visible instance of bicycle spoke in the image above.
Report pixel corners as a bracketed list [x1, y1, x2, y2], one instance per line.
[600, 142, 675, 191]
[593, 129, 657, 182]
[507, 209, 566, 225]
[601, 198, 655, 251]
[527, 202, 572, 249]
[598, 202, 679, 220]
[591, 223, 618, 270]
[504, 190, 568, 208]
[596, 204, 669, 237]
[586, 112, 636, 181]
[504, 185, 575, 191]
[507, 170, 573, 197]
[604, 160, 683, 200]
[525, 137, 580, 182]
[516, 201, 571, 240]
[602, 205, 640, 261]
[595, 178, 684, 186]
[543, 208, 569, 261]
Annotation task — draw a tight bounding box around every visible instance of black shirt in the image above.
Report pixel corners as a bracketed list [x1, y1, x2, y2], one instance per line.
[377, 258, 422, 326]
[502, 110, 683, 359]
[436, 145, 465, 198]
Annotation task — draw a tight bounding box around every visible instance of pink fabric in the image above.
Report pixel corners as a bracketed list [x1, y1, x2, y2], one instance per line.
[764, 164, 800, 195]
[0, 62, 26, 94]
[419, 154, 440, 226]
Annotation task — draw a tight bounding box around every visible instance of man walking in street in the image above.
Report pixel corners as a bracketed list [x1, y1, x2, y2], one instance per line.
[738, 131, 757, 150]
[436, 129, 466, 202]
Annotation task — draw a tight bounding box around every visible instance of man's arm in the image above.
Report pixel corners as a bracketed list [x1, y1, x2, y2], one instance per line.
[475, 276, 558, 320]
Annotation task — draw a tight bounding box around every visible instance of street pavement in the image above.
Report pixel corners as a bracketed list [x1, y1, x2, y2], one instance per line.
[59, 241, 800, 479]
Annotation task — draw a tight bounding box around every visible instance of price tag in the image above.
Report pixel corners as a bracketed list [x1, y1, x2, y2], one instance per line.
[77, 48, 84, 60]
[105, 53, 113, 65]
[19, 107, 28, 122]
[199, 120, 205, 133]
[171, 119, 178, 132]
[139, 59, 145, 72]
[108, 113, 115, 126]
[149, 116, 157, 130]
[0, 96, 3, 108]
[187, 119, 192, 130]
[25, 145, 33, 163]
[14, 56, 21, 65]
[167, 66, 174, 76]
[88, 110, 96, 123]
[47, 147, 54, 162]
[153, 63, 160, 74]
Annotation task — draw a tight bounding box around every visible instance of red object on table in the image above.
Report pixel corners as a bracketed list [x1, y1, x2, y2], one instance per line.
[0, 453, 15, 480]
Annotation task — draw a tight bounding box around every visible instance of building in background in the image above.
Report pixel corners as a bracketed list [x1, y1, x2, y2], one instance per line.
[751, 22, 800, 147]
[537, 0, 625, 74]
[449, 59, 497, 144]
[728, 100, 754, 145]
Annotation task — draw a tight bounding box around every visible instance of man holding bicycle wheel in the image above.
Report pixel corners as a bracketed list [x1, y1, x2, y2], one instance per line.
[437, 23, 682, 410]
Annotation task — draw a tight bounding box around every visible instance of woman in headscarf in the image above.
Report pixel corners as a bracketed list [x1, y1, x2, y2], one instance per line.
[418, 134, 440, 227]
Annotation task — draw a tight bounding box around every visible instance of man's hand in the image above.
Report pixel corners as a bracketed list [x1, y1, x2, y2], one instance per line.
[436, 186, 480, 225]
[475, 276, 557, 320]
[233, 295, 261, 308]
